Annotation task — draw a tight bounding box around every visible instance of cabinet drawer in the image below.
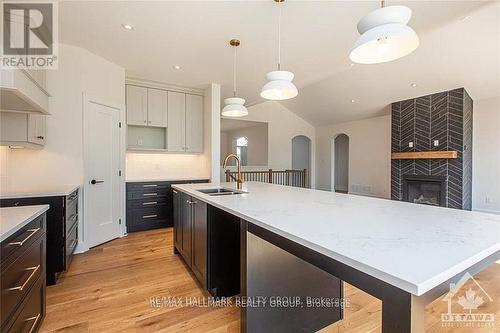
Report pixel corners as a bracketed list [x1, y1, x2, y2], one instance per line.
[3, 276, 44, 333]
[127, 189, 168, 200]
[1, 236, 44, 328]
[1, 215, 44, 264]
[65, 224, 77, 271]
[127, 197, 169, 209]
[65, 211, 78, 235]
[127, 182, 170, 192]
[127, 206, 168, 232]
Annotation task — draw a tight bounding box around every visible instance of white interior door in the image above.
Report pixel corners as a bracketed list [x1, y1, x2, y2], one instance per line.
[84, 99, 121, 248]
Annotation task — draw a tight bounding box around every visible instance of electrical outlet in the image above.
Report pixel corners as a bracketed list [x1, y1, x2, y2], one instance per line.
[433, 140, 439, 147]
[409, 142, 414, 148]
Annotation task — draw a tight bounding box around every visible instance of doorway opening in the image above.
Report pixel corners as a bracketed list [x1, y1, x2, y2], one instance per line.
[291, 135, 311, 188]
[333, 134, 349, 193]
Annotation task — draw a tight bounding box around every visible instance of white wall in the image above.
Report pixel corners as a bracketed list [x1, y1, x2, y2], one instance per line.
[221, 123, 268, 166]
[316, 114, 391, 198]
[231, 101, 316, 188]
[473, 96, 500, 214]
[315, 97, 500, 214]
[1, 44, 125, 188]
[0, 43, 126, 252]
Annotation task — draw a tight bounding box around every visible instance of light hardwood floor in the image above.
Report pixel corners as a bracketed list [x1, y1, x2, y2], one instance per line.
[40, 228, 499, 333]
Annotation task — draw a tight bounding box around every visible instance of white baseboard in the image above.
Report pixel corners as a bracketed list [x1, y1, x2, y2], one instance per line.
[348, 191, 389, 200]
[472, 208, 500, 215]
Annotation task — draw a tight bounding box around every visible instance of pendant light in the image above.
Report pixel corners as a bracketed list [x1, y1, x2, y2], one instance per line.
[350, 0, 419, 64]
[222, 39, 248, 117]
[261, 0, 298, 101]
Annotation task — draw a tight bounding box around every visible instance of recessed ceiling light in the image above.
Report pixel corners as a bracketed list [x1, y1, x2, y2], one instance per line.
[173, 65, 181, 70]
[122, 24, 134, 30]
[351, 99, 356, 103]
[411, 83, 417, 87]
[460, 15, 471, 21]
[350, 63, 355, 67]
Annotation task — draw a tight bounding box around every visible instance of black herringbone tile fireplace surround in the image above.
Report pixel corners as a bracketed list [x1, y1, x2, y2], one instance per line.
[391, 88, 473, 210]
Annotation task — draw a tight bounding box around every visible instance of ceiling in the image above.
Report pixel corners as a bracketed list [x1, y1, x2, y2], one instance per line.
[59, 1, 500, 126]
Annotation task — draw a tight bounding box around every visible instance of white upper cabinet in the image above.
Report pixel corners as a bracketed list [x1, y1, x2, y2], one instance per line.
[185, 94, 203, 153]
[28, 113, 46, 145]
[0, 69, 50, 114]
[167, 91, 186, 152]
[147, 88, 168, 127]
[125, 81, 204, 153]
[0, 111, 46, 148]
[126, 85, 147, 126]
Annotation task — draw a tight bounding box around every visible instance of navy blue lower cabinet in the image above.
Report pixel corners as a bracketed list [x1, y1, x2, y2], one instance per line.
[126, 179, 208, 233]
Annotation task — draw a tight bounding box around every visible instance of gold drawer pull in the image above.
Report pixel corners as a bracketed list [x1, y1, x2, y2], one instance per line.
[143, 201, 157, 206]
[7, 228, 40, 246]
[142, 214, 157, 219]
[143, 193, 158, 196]
[26, 313, 41, 333]
[143, 184, 158, 188]
[8, 265, 40, 291]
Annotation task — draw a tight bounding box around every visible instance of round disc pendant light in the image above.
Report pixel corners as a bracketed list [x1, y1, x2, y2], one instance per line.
[350, 1, 419, 64]
[261, 0, 298, 100]
[222, 39, 248, 117]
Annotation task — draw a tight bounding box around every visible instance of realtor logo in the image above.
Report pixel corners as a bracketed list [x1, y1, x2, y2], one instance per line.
[441, 272, 495, 328]
[1, 1, 58, 68]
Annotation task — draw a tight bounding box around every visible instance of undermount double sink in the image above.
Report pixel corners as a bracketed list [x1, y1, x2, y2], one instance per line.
[197, 187, 247, 196]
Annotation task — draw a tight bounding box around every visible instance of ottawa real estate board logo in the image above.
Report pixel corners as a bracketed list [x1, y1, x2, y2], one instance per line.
[441, 272, 495, 328]
[1, 1, 58, 69]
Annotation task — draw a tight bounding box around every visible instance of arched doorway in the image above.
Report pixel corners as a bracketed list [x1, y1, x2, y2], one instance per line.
[292, 135, 311, 187]
[333, 134, 349, 193]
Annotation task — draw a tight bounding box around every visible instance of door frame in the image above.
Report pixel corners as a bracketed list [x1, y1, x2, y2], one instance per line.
[78, 93, 126, 253]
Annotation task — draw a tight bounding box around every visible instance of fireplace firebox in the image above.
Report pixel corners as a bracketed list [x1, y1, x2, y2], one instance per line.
[403, 175, 446, 207]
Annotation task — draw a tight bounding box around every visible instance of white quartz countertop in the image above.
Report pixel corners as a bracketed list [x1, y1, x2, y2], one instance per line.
[126, 177, 210, 183]
[0, 205, 49, 242]
[172, 182, 500, 296]
[0, 185, 80, 199]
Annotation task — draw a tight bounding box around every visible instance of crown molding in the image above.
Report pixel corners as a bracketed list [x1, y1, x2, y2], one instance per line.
[125, 77, 205, 95]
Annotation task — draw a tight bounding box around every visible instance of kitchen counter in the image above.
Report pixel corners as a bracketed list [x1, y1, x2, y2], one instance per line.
[0, 205, 49, 242]
[173, 181, 500, 296]
[0, 184, 80, 199]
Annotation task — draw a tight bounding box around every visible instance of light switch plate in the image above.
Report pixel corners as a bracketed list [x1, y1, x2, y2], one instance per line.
[433, 140, 439, 147]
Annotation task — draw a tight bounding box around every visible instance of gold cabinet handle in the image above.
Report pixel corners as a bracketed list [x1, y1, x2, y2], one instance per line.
[26, 313, 41, 333]
[143, 184, 157, 188]
[7, 228, 40, 246]
[142, 214, 157, 219]
[8, 265, 40, 291]
[142, 201, 157, 206]
[143, 193, 158, 196]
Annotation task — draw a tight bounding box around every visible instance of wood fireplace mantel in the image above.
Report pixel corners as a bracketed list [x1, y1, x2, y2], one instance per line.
[391, 151, 458, 160]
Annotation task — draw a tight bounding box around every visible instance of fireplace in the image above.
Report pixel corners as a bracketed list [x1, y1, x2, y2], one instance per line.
[403, 175, 446, 207]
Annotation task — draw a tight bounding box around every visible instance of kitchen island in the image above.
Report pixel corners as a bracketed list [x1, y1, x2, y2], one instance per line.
[172, 181, 500, 333]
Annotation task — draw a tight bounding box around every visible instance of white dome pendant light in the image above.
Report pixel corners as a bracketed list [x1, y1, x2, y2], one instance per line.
[222, 39, 248, 117]
[261, 0, 298, 101]
[350, 0, 419, 64]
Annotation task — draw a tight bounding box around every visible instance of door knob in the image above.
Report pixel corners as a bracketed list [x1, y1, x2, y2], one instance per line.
[90, 179, 104, 185]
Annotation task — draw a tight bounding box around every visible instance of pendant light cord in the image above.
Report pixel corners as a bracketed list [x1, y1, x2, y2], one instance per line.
[277, 3, 281, 70]
[233, 45, 237, 96]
